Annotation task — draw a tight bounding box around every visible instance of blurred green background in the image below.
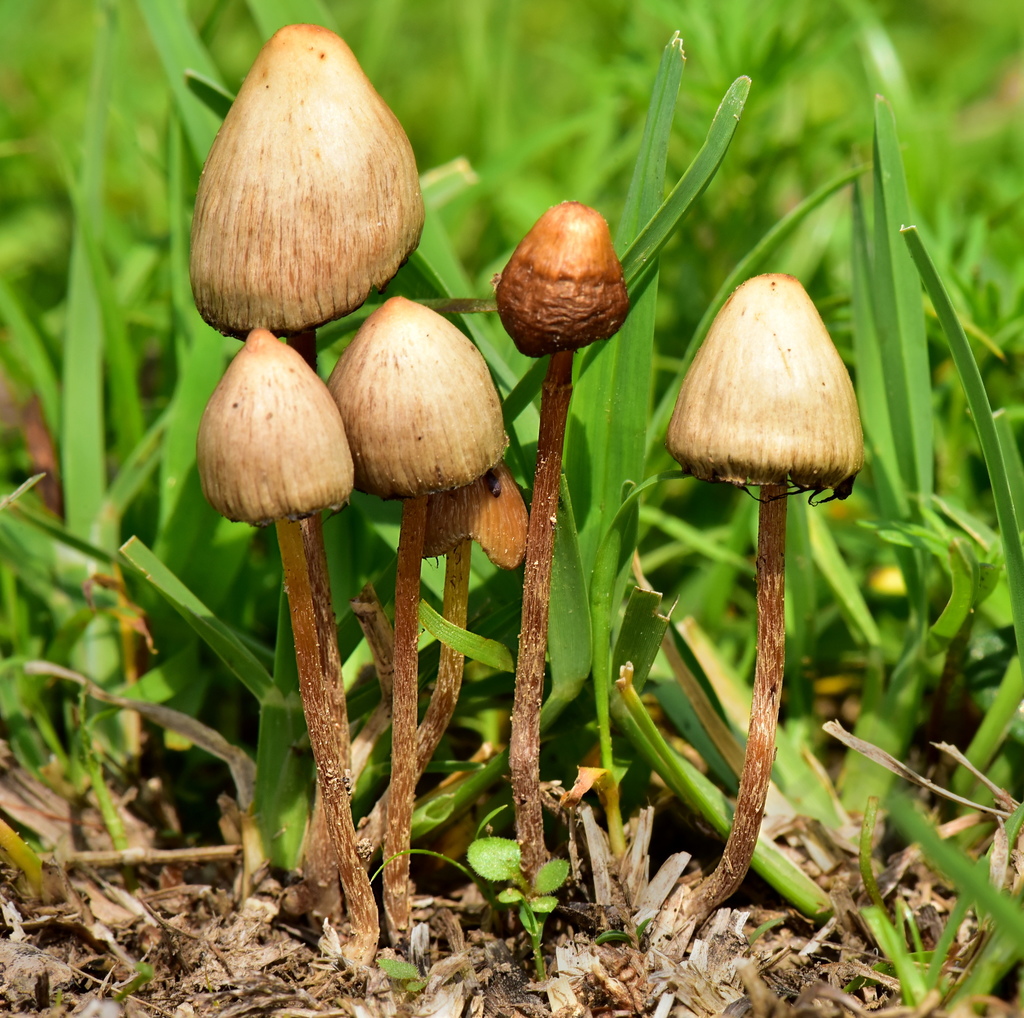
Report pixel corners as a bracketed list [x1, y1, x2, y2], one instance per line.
[1, 0, 1022, 845]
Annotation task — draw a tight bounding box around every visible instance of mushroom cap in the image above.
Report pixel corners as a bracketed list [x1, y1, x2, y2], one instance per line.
[666, 274, 864, 491]
[328, 296, 507, 500]
[190, 24, 424, 338]
[197, 329, 354, 524]
[495, 201, 629, 357]
[423, 463, 528, 569]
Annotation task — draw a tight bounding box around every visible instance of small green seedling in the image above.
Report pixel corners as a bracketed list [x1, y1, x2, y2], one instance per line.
[377, 957, 427, 994]
[594, 916, 654, 948]
[467, 834, 569, 979]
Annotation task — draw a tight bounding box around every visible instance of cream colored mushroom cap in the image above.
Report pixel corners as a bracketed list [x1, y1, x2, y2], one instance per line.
[197, 329, 354, 524]
[666, 274, 864, 490]
[328, 297, 507, 500]
[190, 24, 424, 337]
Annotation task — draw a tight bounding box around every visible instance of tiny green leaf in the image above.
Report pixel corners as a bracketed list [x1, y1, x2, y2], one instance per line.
[533, 858, 570, 895]
[498, 887, 525, 904]
[467, 837, 521, 881]
[531, 895, 559, 914]
[594, 930, 633, 945]
[377, 958, 421, 982]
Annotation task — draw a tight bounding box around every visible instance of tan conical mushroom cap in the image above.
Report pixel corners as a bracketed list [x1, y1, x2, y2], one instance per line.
[667, 274, 864, 492]
[197, 329, 354, 524]
[190, 24, 424, 338]
[423, 463, 528, 569]
[495, 201, 629, 357]
[328, 297, 507, 500]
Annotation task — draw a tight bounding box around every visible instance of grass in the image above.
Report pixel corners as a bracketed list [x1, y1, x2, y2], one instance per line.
[2, 0, 1024, 1008]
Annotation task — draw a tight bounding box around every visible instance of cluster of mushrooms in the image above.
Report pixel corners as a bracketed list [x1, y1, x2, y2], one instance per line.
[191, 24, 863, 963]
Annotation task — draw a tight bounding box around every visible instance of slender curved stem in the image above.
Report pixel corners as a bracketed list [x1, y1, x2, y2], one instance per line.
[276, 518, 378, 964]
[383, 494, 428, 943]
[686, 483, 787, 919]
[511, 349, 574, 881]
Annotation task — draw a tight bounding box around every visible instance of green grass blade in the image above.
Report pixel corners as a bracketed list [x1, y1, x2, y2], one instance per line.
[872, 96, 933, 508]
[842, 102, 932, 804]
[419, 600, 513, 672]
[619, 76, 751, 290]
[541, 477, 591, 731]
[567, 33, 684, 573]
[611, 587, 669, 696]
[61, 0, 115, 543]
[184, 69, 234, 119]
[135, 0, 223, 163]
[0, 279, 60, 436]
[994, 409, 1024, 537]
[102, 412, 168, 523]
[120, 536, 274, 703]
[860, 906, 928, 1006]
[255, 589, 313, 867]
[902, 226, 1024, 771]
[807, 509, 882, 649]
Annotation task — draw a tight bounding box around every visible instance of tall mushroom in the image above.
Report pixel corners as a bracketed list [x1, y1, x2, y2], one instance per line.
[666, 273, 863, 919]
[328, 295, 507, 942]
[495, 201, 629, 880]
[196, 330, 378, 964]
[190, 23, 423, 341]
[189, 23, 425, 956]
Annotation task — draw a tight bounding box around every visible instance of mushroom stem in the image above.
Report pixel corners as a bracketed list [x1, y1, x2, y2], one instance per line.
[511, 348, 574, 881]
[416, 538, 471, 769]
[384, 493, 428, 943]
[687, 483, 788, 918]
[276, 517, 378, 965]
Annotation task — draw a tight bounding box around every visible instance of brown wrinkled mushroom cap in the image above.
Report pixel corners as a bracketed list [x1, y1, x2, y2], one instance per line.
[666, 274, 864, 493]
[190, 24, 424, 338]
[328, 297, 507, 500]
[495, 201, 629, 357]
[423, 463, 528, 570]
[197, 329, 354, 525]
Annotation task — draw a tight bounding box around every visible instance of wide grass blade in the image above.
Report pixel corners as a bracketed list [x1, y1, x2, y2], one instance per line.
[841, 100, 932, 805]
[61, 0, 115, 544]
[902, 226, 1024, 774]
[618, 75, 751, 290]
[566, 34, 684, 571]
[120, 537, 274, 703]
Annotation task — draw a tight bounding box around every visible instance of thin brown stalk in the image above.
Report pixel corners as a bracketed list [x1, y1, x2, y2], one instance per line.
[686, 483, 787, 918]
[510, 349, 574, 881]
[276, 518, 378, 965]
[360, 540, 471, 858]
[383, 494, 428, 943]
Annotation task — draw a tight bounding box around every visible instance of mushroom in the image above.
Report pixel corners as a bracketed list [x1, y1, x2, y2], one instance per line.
[190, 23, 424, 959]
[328, 295, 507, 941]
[190, 23, 424, 340]
[665, 273, 863, 919]
[196, 330, 378, 963]
[494, 201, 629, 880]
